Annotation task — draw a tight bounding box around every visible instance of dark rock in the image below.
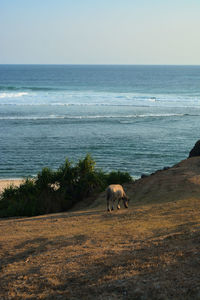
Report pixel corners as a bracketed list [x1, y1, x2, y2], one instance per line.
[141, 174, 148, 178]
[189, 140, 200, 158]
[163, 166, 170, 171]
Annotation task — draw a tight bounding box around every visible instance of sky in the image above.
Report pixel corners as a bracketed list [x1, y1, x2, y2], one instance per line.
[0, 0, 200, 65]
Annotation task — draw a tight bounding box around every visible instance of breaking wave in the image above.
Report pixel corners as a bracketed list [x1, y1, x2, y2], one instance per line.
[0, 92, 29, 99]
[0, 113, 194, 121]
[0, 88, 200, 109]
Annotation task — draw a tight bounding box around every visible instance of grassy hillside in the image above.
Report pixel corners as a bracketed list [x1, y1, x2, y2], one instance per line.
[1, 157, 200, 299]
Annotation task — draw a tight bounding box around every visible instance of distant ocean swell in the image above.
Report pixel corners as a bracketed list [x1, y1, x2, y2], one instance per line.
[0, 86, 58, 91]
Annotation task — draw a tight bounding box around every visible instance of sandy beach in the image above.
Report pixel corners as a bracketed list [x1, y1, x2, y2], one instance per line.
[0, 179, 23, 194]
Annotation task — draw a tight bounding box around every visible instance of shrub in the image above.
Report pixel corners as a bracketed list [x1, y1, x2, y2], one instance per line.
[36, 167, 55, 189]
[0, 154, 133, 218]
[0, 179, 39, 217]
[105, 171, 133, 186]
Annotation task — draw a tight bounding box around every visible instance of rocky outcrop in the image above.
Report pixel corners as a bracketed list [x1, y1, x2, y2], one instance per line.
[189, 140, 200, 158]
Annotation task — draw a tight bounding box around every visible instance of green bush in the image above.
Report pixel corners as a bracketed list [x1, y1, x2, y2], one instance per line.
[0, 154, 133, 218]
[0, 179, 39, 217]
[105, 171, 133, 186]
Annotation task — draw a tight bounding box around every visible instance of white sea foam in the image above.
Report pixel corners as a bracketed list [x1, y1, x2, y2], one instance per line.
[0, 92, 28, 99]
[0, 101, 199, 108]
[0, 113, 192, 121]
[148, 97, 156, 102]
[0, 116, 65, 120]
[0, 90, 199, 109]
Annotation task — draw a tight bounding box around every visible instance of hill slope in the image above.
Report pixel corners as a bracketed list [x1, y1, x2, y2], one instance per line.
[88, 156, 200, 209]
[130, 157, 200, 203]
[1, 157, 200, 299]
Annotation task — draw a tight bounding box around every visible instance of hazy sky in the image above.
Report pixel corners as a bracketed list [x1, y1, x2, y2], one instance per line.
[0, 0, 200, 64]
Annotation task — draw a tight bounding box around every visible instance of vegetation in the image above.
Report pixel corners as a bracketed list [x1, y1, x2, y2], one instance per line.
[0, 154, 132, 217]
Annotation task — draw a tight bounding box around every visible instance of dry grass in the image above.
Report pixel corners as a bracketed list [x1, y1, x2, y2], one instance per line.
[1, 198, 200, 299]
[1, 157, 200, 299]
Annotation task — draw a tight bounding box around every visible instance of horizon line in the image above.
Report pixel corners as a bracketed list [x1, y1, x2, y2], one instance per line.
[0, 63, 200, 67]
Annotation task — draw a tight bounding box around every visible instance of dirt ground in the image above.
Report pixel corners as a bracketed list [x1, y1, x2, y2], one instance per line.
[1, 158, 200, 299]
[1, 198, 200, 299]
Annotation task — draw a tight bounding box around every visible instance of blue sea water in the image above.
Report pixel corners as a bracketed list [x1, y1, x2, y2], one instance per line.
[0, 64, 200, 179]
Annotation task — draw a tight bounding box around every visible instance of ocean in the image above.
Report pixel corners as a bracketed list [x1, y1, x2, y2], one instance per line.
[0, 64, 200, 179]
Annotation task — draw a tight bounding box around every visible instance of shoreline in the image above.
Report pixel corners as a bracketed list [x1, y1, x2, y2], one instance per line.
[0, 179, 24, 194]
